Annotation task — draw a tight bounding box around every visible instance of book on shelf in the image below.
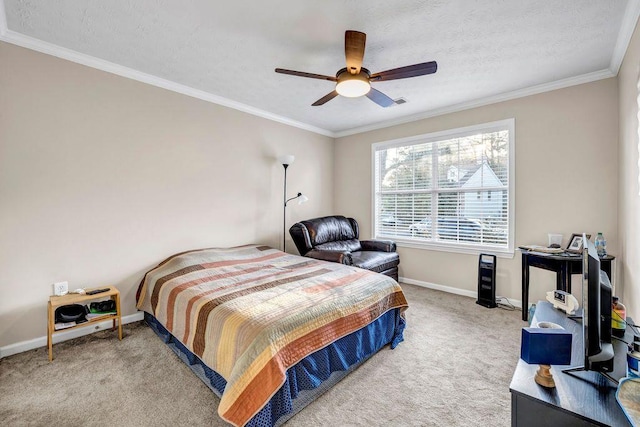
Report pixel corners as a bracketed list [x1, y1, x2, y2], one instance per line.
[54, 321, 76, 330]
[86, 311, 116, 320]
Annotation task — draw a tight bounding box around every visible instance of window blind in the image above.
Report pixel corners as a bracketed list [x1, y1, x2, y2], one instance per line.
[373, 121, 512, 253]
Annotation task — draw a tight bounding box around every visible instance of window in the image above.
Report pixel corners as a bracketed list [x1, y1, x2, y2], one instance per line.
[372, 119, 514, 255]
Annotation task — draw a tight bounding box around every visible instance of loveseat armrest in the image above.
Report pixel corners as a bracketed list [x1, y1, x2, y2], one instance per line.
[305, 249, 353, 265]
[360, 240, 396, 252]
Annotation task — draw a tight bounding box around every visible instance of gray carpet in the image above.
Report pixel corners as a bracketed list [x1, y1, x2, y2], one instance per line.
[0, 284, 524, 426]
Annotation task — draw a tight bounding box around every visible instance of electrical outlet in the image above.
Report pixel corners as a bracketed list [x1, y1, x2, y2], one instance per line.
[53, 281, 68, 296]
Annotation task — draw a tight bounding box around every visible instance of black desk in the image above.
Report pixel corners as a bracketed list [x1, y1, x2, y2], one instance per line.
[510, 301, 634, 426]
[520, 250, 614, 321]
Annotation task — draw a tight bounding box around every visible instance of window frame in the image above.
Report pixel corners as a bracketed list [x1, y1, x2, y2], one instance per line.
[370, 118, 515, 257]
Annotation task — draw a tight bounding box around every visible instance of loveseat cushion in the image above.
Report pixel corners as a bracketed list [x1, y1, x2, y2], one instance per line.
[350, 251, 400, 274]
[360, 239, 396, 252]
[301, 215, 357, 246]
[315, 239, 362, 253]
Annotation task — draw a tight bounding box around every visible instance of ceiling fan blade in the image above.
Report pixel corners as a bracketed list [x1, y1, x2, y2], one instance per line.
[345, 30, 366, 75]
[275, 68, 337, 82]
[312, 90, 339, 106]
[370, 61, 438, 81]
[366, 88, 395, 108]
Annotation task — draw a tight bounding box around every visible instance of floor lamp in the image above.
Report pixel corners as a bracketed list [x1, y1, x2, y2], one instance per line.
[279, 155, 308, 252]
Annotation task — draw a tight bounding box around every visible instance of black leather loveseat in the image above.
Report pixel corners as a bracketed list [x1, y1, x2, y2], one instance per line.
[289, 215, 400, 281]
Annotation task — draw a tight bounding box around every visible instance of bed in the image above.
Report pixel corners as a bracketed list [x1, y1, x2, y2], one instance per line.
[136, 244, 408, 426]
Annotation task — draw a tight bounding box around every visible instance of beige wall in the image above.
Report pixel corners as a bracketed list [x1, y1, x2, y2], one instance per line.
[335, 79, 619, 309]
[618, 20, 640, 321]
[0, 34, 630, 350]
[0, 42, 334, 348]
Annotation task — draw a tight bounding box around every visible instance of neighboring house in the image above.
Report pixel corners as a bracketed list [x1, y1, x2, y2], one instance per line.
[447, 165, 461, 183]
[446, 163, 504, 219]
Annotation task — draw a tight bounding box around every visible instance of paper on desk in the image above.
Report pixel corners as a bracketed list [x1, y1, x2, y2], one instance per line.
[520, 245, 565, 254]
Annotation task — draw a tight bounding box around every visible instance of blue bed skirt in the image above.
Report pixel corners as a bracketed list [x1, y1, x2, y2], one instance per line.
[145, 309, 405, 426]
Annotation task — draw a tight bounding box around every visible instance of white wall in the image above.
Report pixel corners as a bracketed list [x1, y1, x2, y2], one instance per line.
[618, 19, 640, 321]
[0, 42, 334, 347]
[334, 79, 619, 309]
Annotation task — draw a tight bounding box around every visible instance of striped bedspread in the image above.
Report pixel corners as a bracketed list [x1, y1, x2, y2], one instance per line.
[136, 244, 408, 427]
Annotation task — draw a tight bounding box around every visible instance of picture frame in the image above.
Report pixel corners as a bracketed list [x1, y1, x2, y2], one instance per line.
[566, 233, 591, 254]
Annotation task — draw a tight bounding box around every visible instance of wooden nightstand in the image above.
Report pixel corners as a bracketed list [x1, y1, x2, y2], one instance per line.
[47, 286, 122, 361]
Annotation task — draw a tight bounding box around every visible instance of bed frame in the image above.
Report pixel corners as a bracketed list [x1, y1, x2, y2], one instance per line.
[145, 308, 405, 426]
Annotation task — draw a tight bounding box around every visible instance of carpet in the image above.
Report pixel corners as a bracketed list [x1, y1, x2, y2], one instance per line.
[0, 284, 524, 426]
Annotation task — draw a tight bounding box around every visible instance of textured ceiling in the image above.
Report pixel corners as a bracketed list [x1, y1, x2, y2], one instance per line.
[1, 0, 637, 136]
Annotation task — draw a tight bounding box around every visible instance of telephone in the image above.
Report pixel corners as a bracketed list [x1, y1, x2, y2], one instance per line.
[546, 290, 579, 315]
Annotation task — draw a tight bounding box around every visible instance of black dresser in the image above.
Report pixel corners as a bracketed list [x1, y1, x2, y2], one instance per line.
[510, 301, 634, 426]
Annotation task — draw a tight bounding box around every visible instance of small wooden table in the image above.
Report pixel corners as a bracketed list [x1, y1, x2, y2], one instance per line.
[47, 286, 122, 361]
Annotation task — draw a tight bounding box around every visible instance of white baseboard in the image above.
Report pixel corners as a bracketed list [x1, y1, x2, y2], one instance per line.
[0, 311, 145, 359]
[399, 276, 522, 309]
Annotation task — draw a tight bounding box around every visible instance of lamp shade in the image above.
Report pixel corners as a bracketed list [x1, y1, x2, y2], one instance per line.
[297, 194, 309, 205]
[278, 155, 295, 166]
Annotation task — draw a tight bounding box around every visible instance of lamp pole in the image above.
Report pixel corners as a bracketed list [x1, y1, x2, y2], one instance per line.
[282, 163, 289, 252]
[279, 155, 307, 253]
[284, 192, 305, 251]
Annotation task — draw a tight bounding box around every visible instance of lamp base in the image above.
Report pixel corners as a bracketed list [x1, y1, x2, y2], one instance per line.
[534, 364, 556, 388]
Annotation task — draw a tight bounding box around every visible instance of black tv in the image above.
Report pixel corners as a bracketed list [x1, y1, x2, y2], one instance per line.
[581, 233, 614, 374]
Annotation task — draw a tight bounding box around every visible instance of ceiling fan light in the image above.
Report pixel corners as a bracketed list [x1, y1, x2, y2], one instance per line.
[336, 80, 370, 97]
[335, 72, 371, 97]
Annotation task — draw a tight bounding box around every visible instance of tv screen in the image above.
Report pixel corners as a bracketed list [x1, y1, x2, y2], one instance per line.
[582, 233, 614, 373]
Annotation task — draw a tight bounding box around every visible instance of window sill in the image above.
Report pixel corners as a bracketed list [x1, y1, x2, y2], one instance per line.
[388, 238, 515, 259]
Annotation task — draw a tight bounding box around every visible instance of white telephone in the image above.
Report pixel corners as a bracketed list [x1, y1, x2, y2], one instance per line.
[546, 290, 579, 315]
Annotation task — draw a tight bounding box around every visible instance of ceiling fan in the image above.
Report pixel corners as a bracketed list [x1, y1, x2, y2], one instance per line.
[275, 30, 437, 107]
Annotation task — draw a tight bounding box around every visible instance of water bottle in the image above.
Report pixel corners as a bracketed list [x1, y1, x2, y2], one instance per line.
[528, 303, 536, 326]
[595, 232, 607, 257]
[612, 296, 627, 338]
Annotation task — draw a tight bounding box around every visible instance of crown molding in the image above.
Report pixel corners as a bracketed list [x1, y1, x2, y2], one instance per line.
[0, 14, 334, 138]
[610, 0, 640, 74]
[333, 69, 615, 138]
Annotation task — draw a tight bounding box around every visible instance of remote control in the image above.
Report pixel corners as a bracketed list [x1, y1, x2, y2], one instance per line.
[86, 288, 109, 295]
